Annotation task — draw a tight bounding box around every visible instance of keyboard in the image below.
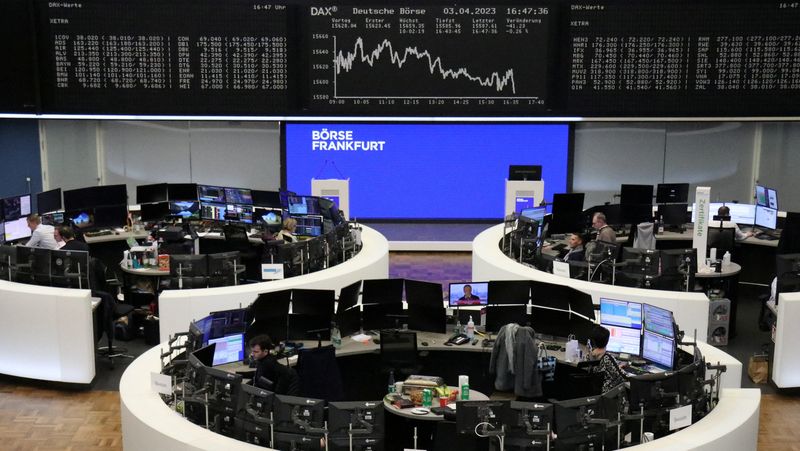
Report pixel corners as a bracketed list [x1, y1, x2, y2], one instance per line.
[85, 230, 113, 237]
[755, 233, 778, 241]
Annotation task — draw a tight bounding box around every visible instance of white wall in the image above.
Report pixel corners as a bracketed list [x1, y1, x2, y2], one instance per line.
[759, 122, 800, 212]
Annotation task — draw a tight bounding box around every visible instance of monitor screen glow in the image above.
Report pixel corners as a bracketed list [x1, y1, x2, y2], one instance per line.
[692, 202, 755, 225]
[755, 185, 767, 207]
[448, 282, 489, 306]
[642, 304, 674, 338]
[642, 330, 675, 369]
[767, 188, 778, 210]
[208, 333, 245, 366]
[604, 325, 641, 356]
[755, 205, 778, 230]
[5, 217, 31, 241]
[599, 298, 642, 329]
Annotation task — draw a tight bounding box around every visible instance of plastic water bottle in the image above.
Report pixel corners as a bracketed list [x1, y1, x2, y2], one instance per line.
[331, 322, 342, 349]
[722, 251, 731, 269]
[466, 316, 475, 339]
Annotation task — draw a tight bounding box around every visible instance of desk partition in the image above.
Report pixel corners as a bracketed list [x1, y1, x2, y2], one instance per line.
[771, 292, 800, 388]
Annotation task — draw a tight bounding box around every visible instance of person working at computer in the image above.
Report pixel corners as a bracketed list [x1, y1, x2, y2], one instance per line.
[459, 284, 481, 302]
[276, 218, 297, 243]
[716, 205, 753, 241]
[592, 212, 617, 243]
[249, 334, 300, 395]
[589, 325, 627, 392]
[57, 226, 90, 253]
[560, 233, 586, 262]
[25, 214, 58, 249]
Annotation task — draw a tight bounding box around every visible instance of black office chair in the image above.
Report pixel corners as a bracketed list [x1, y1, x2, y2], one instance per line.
[90, 258, 135, 368]
[295, 345, 344, 401]
[379, 329, 422, 380]
[707, 225, 736, 256]
[223, 224, 261, 281]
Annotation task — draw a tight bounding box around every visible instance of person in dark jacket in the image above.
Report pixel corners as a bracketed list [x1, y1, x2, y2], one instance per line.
[589, 325, 627, 392]
[249, 334, 300, 396]
[57, 226, 90, 253]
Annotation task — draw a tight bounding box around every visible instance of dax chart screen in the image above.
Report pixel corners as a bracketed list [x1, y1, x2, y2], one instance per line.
[307, 4, 554, 114]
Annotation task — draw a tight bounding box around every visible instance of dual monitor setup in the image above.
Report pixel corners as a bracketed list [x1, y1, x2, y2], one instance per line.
[0, 244, 89, 288]
[0, 193, 33, 243]
[599, 299, 677, 372]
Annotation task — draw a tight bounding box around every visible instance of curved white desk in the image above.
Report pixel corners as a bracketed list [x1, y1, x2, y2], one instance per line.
[771, 291, 800, 388]
[121, 339, 752, 451]
[0, 280, 96, 384]
[158, 226, 390, 342]
[473, 225, 712, 343]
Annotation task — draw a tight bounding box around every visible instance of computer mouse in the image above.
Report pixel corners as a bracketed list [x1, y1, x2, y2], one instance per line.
[421, 341, 429, 346]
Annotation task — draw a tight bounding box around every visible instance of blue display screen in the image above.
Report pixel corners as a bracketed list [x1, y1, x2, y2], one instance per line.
[285, 123, 571, 219]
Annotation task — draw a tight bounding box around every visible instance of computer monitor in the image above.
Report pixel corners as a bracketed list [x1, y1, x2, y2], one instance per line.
[94, 204, 128, 228]
[191, 342, 217, 368]
[4, 217, 31, 241]
[205, 307, 248, 341]
[508, 165, 542, 181]
[294, 215, 323, 237]
[486, 305, 531, 333]
[599, 298, 642, 329]
[628, 371, 679, 416]
[404, 279, 443, 308]
[755, 185, 768, 207]
[642, 304, 674, 338]
[621, 248, 661, 276]
[273, 433, 325, 451]
[656, 183, 689, 204]
[200, 202, 227, 221]
[620, 184, 653, 205]
[255, 207, 282, 227]
[514, 196, 536, 214]
[642, 330, 675, 370]
[224, 187, 253, 205]
[2, 194, 31, 221]
[197, 185, 226, 203]
[67, 210, 95, 230]
[93, 185, 128, 207]
[519, 206, 546, 223]
[657, 204, 688, 227]
[169, 254, 208, 277]
[169, 201, 200, 219]
[337, 280, 361, 313]
[406, 304, 446, 334]
[50, 249, 89, 288]
[552, 396, 604, 448]
[237, 384, 275, 424]
[487, 280, 530, 305]
[767, 188, 778, 210]
[167, 183, 198, 201]
[448, 281, 489, 306]
[203, 365, 243, 410]
[692, 202, 755, 225]
[37, 189, 62, 215]
[273, 394, 326, 434]
[362, 279, 404, 305]
[603, 325, 642, 356]
[327, 401, 384, 438]
[551, 193, 585, 216]
[252, 190, 282, 208]
[136, 183, 168, 204]
[503, 401, 553, 448]
[623, 204, 654, 225]
[530, 280, 573, 311]
[456, 400, 509, 435]
[207, 333, 245, 366]
[140, 202, 169, 222]
[224, 204, 254, 224]
[287, 196, 321, 216]
[755, 205, 778, 230]
[288, 289, 335, 340]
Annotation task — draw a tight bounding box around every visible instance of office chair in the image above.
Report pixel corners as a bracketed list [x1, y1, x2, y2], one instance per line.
[295, 345, 344, 401]
[379, 329, 422, 380]
[90, 258, 135, 368]
[223, 224, 261, 281]
[633, 222, 656, 250]
[707, 225, 736, 255]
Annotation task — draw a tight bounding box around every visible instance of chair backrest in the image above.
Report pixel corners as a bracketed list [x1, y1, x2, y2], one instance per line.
[223, 224, 251, 251]
[379, 330, 418, 369]
[633, 222, 656, 250]
[296, 345, 344, 401]
[707, 226, 736, 254]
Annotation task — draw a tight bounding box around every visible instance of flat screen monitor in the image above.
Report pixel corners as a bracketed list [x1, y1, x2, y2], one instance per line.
[169, 254, 208, 277]
[487, 280, 530, 305]
[755, 185, 768, 207]
[136, 183, 168, 204]
[67, 210, 95, 230]
[623, 204, 654, 225]
[503, 401, 553, 443]
[692, 202, 755, 225]
[63, 187, 92, 211]
[620, 184, 653, 205]
[167, 183, 198, 201]
[656, 183, 689, 204]
[273, 394, 326, 434]
[508, 165, 542, 181]
[448, 282, 489, 306]
[362, 279, 404, 305]
[93, 185, 128, 207]
[327, 401, 385, 437]
[551, 193, 584, 215]
[642, 330, 675, 370]
[407, 304, 446, 334]
[404, 279, 443, 308]
[169, 201, 200, 219]
[198, 185, 226, 203]
[208, 333, 245, 366]
[5, 217, 31, 242]
[2, 194, 31, 221]
[200, 202, 227, 221]
[767, 188, 779, 210]
[456, 400, 509, 435]
[225, 204, 254, 224]
[520, 206, 546, 223]
[755, 205, 778, 230]
[224, 187, 253, 205]
[514, 196, 536, 214]
[252, 190, 282, 208]
[94, 204, 128, 228]
[657, 204, 688, 226]
[140, 202, 169, 222]
[642, 304, 674, 338]
[37, 189, 62, 215]
[294, 215, 323, 236]
[604, 325, 642, 356]
[255, 207, 282, 226]
[208, 308, 248, 339]
[288, 196, 321, 216]
[599, 298, 642, 329]
[486, 305, 531, 333]
[553, 396, 604, 445]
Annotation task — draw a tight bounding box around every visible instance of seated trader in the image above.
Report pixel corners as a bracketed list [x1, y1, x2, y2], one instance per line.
[592, 212, 616, 243]
[559, 233, 586, 262]
[715, 205, 753, 241]
[276, 218, 297, 243]
[249, 334, 300, 396]
[25, 214, 59, 249]
[589, 325, 627, 392]
[57, 226, 90, 253]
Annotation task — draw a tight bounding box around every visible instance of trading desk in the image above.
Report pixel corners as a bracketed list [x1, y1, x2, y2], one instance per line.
[120, 336, 751, 451]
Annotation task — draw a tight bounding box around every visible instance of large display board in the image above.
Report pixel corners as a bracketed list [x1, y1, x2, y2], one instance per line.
[35, 0, 292, 114]
[306, 4, 553, 114]
[1, 0, 799, 117]
[284, 123, 571, 219]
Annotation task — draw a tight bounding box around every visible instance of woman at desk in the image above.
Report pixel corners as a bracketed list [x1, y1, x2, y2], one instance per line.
[276, 218, 297, 242]
[590, 325, 627, 392]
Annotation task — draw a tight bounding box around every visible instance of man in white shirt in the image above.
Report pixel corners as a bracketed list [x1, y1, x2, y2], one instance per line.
[716, 205, 754, 241]
[25, 214, 58, 249]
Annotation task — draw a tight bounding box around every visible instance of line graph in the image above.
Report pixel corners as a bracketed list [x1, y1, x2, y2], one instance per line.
[332, 36, 521, 98]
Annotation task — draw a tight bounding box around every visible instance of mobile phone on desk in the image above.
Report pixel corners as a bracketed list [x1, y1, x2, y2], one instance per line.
[445, 334, 470, 346]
